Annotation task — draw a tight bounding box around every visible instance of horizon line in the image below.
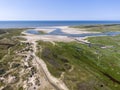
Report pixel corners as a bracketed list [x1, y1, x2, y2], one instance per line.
[1, 20, 120, 21]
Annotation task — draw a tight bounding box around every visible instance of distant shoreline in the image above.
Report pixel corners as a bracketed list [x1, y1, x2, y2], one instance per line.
[0, 21, 120, 28]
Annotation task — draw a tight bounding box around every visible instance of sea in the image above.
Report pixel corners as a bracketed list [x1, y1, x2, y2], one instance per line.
[0, 21, 120, 28]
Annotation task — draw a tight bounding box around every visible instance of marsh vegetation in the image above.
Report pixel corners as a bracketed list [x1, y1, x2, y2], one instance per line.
[36, 25, 120, 90]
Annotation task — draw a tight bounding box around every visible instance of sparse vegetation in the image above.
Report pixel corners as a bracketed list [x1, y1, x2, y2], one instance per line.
[0, 28, 29, 89]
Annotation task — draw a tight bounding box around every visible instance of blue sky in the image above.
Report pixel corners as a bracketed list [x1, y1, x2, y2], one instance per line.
[0, 0, 120, 20]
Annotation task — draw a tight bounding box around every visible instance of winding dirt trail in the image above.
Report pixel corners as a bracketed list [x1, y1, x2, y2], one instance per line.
[21, 34, 69, 90]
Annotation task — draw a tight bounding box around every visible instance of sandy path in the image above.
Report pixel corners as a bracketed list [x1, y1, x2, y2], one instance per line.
[32, 41, 68, 90]
[18, 40, 56, 90]
[23, 36, 69, 90]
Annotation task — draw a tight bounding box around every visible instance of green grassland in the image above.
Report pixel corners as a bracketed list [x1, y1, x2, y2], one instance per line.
[71, 24, 120, 32]
[37, 34, 120, 89]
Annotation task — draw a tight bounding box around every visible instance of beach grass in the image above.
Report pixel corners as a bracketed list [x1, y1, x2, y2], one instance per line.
[0, 28, 28, 89]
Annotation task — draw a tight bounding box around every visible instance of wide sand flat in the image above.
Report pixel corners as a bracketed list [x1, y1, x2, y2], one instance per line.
[34, 26, 98, 34]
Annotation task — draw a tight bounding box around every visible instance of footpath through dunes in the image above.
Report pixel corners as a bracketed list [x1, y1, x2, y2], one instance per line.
[18, 41, 55, 90]
[32, 42, 68, 90]
[21, 33, 69, 90]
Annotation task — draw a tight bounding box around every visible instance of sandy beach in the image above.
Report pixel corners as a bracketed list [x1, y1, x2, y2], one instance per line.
[35, 26, 98, 34]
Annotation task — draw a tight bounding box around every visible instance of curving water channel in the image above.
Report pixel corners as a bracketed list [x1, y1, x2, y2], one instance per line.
[26, 28, 120, 37]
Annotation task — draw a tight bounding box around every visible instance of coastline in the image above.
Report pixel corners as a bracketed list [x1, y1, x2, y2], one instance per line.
[21, 26, 94, 43]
